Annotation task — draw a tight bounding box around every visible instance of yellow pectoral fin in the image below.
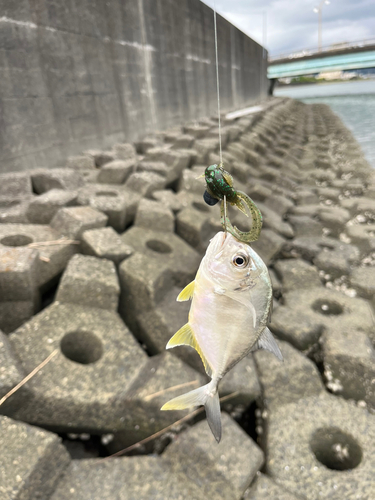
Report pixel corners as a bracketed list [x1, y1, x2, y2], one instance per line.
[177, 280, 195, 302]
[166, 323, 213, 377]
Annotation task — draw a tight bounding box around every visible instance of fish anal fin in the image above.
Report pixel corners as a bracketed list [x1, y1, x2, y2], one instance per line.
[166, 323, 194, 349]
[166, 323, 213, 377]
[251, 327, 283, 361]
[177, 281, 195, 302]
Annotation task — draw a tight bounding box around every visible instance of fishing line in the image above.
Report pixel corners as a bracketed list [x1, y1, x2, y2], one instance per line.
[223, 194, 228, 235]
[213, 1, 227, 235]
[213, 0, 223, 166]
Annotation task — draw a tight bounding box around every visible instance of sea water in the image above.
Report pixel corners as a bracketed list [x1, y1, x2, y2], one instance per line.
[275, 80, 375, 168]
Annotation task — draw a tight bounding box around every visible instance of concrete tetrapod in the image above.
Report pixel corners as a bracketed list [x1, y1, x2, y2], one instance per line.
[0, 416, 70, 500]
[265, 394, 375, 500]
[6, 303, 149, 432]
[119, 226, 200, 348]
[51, 456, 206, 500]
[270, 287, 373, 351]
[163, 413, 264, 500]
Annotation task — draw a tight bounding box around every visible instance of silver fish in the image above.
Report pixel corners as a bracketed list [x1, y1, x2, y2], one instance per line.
[161, 231, 283, 442]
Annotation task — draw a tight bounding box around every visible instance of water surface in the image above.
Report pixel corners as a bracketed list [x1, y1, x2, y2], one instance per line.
[275, 80, 375, 168]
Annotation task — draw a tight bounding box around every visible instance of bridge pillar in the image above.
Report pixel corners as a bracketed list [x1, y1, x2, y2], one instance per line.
[268, 79, 277, 96]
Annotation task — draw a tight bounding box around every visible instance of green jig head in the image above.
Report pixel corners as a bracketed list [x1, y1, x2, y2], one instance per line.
[203, 164, 263, 243]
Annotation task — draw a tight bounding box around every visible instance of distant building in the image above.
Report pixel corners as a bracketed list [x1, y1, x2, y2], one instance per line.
[317, 70, 358, 80]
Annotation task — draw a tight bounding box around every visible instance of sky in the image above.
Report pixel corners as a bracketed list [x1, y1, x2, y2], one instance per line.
[202, 0, 375, 56]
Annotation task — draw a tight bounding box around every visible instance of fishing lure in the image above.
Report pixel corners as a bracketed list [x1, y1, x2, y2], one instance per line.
[203, 164, 263, 243]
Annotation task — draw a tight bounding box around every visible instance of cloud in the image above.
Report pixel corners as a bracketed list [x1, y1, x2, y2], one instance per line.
[202, 0, 375, 55]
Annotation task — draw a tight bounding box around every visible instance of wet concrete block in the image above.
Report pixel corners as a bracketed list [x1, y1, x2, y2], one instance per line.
[287, 215, 323, 237]
[274, 259, 322, 292]
[8, 303, 148, 432]
[266, 395, 375, 500]
[294, 190, 319, 206]
[135, 286, 198, 365]
[0, 223, 78, 291]
[81, 227, 133, 265]
[0, 301, 36, 334]
[265, 194, 294, 217]
[219, 354, 261, 409]
[152, 190, 183, 213]
[109, 352, 206, 451]
[112, 142, 137, 160]
[184, 124, 210, 139]
[31, 169, 85, 193]
[246, 183, 273, 202]
[56, 255, 120, 311]
[134, 198, 175, 232]
[66, 155, 95, 170]
[51, 206, 108, 239]
[322, 328, 375, 407]
[27, 189, 78, 224]
[0, 172, 32, 197]
[0, 197, 32, 224]
[244, 473, 303, 500]
[164, 413, 264, 500]
[270, 287, 373, 351]
[79, 184, 140, 227]
[283, 236, 359, 266]
[318, 206, 351, 237]
[0, 331, 24, 399]
[135, 136, 163, 154]
[0, 245, 40, 332]
[51, 456, 205, 500]
[145, 147, 194, 177]
[229, 161, 258, 184]
[0, 246, 39, 301]
[288, 203, 321, 218]
[170, 133, 195, 149]
[251, 229, 286, 266]
[345, 223, 375, 255]
[125, 171, 166, 197]
[313, 244, 359, 279]
[349, 266, 375, 306]
[97, 159, 135, 184]
[268, 268, 282, 298]
[175, 193, 221, 253]
[0, 416, 70, 500]
[119, 227, 200, 335]
[137, 160, 169, 179]
[254, 340, 324, 411]
[178, 168, 206, 194]
[256, 202, 294, 239]
[194, 138, 219, 164]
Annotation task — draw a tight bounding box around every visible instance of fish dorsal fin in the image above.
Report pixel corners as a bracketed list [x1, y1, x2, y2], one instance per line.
[251, 327, 283, 361]
[223, 171, 233, 187]
[177, 281, 195, 302]
[166, 323, 213, 377]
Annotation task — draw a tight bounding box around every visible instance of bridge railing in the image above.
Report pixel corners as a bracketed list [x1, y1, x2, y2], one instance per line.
[269, 37, 375, 62]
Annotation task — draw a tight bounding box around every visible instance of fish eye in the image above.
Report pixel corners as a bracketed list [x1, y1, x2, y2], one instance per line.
[232, 253, 249, 268]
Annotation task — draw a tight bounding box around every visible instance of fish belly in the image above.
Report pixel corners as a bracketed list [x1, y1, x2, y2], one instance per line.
[190, 291, 257, 378]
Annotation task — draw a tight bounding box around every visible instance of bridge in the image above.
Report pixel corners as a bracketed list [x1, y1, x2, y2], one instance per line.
[268, 38, 375, 80]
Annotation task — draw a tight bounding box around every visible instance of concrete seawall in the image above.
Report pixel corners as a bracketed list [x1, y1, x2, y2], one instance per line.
[0, 0, 267, 173]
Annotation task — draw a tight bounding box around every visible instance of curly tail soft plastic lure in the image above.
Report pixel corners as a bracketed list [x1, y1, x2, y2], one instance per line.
[203, 164, 263, 243]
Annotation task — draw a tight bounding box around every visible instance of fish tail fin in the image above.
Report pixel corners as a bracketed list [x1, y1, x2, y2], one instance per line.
[161, 380, 222, 442]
